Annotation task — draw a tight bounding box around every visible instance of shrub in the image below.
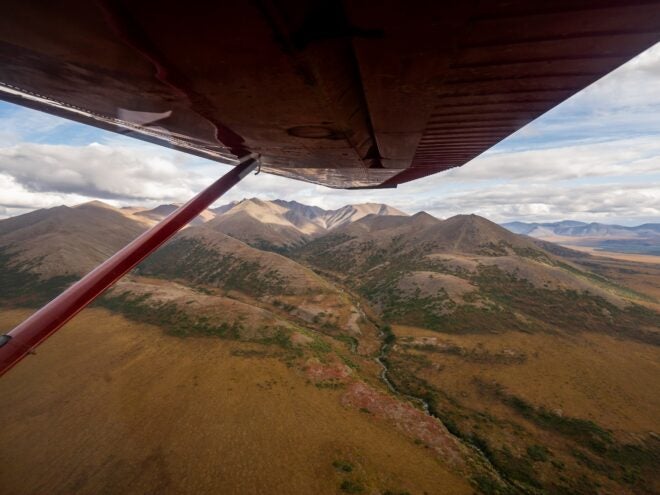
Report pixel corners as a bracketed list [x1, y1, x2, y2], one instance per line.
[340, 480, 364, 493]
[381, 324, 395, 345]
[527, 444, 550, 462]
[332, 460, 353, 473]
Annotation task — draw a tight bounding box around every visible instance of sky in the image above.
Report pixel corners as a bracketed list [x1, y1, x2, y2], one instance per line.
[1, 43, 659, 226]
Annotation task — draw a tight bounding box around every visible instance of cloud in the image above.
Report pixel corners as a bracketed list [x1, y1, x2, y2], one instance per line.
[415, 182, 660, 224]
[443, 136, 660, 182]
[0, 142, 208, 201]
[575, 42, 660, 109]
[0, 173, 95, 218]
[3, 133, 656, 225]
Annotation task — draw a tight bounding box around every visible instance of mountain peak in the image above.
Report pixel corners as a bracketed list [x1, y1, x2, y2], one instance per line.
[422, 213, 535, 253]
[133, 203, 211, 225]
[211, 200, 240, 215]
[240, 197, 269, 206]
[410, 211, 441, 225]
[445, 213, 490, 223]
[74, 200, 116, 210]
[324, 203, 407, 230]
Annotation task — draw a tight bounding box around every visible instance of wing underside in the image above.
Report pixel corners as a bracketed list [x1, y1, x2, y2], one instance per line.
[1, 1, 659, 188]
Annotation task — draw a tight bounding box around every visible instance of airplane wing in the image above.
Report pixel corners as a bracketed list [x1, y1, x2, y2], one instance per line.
[1, 1, 659, 189]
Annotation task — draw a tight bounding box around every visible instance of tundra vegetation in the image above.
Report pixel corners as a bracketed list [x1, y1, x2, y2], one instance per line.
[1, 200, 658, 494]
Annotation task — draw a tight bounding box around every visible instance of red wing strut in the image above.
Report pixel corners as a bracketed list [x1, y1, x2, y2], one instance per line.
[0, 157, 258, 376]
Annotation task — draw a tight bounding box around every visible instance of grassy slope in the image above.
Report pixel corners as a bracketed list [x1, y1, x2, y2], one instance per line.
[0, 309, 472, 495]
[0, 245, 493, 492]
[3, 211, 659, 494]
[292, 219, 660, 494]
[386, 324, 660, 493]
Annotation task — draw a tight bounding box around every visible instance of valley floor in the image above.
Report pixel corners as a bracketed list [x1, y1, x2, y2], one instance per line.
[0, 308, 471, 495]
[558, 244, 660, 265]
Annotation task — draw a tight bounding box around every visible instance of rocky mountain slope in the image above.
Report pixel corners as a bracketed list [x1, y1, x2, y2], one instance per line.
[132, 203, 215, 225]
[0, 201, 145, 284]
[206, 198, 315, 249]
[204, 198, 408, 250]
[1, 200, 659, 495]
[295, 213, 659, 344]
[292, 211, 660, 494]
[0, 201, 363, 342]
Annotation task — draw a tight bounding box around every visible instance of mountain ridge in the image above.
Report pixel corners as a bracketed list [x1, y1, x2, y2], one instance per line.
[503, 219, 660, 256]
[503, 219, 660, 237]
[1, 199, 659, 494]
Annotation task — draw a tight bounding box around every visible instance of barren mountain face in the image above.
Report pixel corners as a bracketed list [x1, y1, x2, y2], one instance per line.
[204, 198, 409, 250]
[1, 200, 659, 495]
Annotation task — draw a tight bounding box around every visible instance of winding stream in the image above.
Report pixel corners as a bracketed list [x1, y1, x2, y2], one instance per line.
[374, 331, 431, 414]
[354, 300, 432, 414]
[341, 281, 513, 490]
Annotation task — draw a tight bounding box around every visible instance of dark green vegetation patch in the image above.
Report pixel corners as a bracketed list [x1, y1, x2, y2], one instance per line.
[138, 237, 289, 297]
[98, 291, 242, 339]
[0, 248, 77, 307]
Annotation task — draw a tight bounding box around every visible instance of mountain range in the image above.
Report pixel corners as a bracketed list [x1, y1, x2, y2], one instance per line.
[126, 198, 407, 248]
[129, 199, 660, 256]
[1, 199, 659, 495]
[502, 220, 660, 256]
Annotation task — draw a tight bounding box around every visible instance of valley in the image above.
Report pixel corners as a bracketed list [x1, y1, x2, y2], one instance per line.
[502, 220, 660, 258]
[1, 199, 658, 494]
